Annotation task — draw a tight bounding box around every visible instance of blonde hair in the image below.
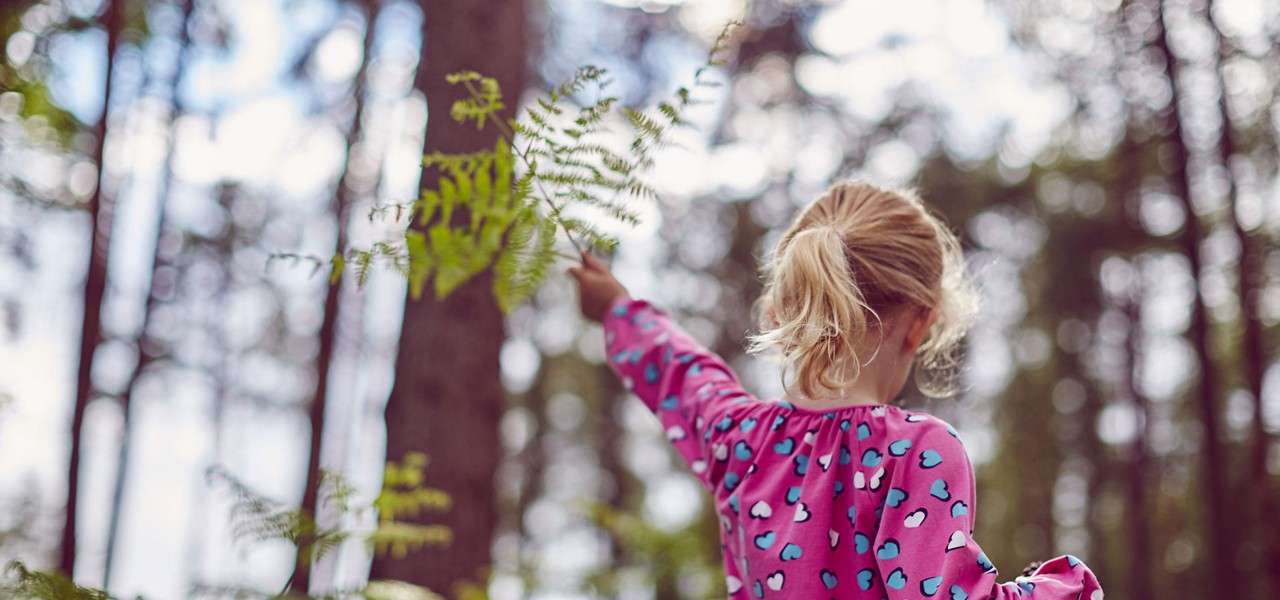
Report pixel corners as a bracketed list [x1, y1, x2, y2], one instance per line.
[747, 180, 979, 399]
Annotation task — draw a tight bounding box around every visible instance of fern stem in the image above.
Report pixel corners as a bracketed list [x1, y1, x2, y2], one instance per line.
[459, 79, 589, 257]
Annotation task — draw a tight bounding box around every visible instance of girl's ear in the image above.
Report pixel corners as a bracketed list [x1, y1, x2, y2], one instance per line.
[903, 306, 937, 352]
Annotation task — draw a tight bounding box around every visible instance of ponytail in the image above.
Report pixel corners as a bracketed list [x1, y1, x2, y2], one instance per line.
[747, 225, 877, 400]
[748, 180, 978, 400]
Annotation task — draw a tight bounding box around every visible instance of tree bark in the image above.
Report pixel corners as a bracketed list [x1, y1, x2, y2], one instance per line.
[1152, 0, 1235, 595]
[368, 0, 526, 592]
[61, 0, 123, 577]
[291, 0, 380, 592]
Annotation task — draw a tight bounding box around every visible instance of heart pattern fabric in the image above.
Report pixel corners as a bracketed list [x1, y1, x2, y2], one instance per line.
[604, 298, 1104, 598]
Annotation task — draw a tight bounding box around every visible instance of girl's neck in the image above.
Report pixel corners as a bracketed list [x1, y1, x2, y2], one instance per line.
[782, 389, 886, 411]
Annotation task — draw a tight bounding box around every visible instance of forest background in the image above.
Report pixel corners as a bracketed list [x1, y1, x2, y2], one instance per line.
[1, 0, 1278, 598]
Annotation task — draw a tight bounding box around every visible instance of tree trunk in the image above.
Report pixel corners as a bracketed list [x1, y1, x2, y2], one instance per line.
[368, 0, 526, 592]
[1203, 6, 1273, 595]
[61, 0, 123, 577]
[101, 0, 195, 589]
[291, 0, 380, 592]
[1153, 0, 1235, 594]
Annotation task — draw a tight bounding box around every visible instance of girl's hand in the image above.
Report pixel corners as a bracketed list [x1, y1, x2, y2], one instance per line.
[568, 250, 629, 323]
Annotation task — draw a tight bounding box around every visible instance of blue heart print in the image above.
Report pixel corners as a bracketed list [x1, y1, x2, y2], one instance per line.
[876, 539, 900, 560]
[821, 570, 838, 590]
[950, 584, 969, 600]
[921, 576, 942, 596]
[771, 414, 787, 431]
[920, 449, 943, 468]
[644, 362, 659, 383]
[754, 531, 777, 549]
[977, 552, 995, 572]
[846, 505, 857, 526]
[774, 437, 796, 455]
[1018, 581, 1036, 594]
[715, 416, 734, 432]
[861, 448, 883, 467]
[785, 486, 802, 505]
[724, 472, 740, 491]
[734, 441, 753, 461]
[833, 481, 844, 497]
[857, 422, 872, 441]
[930, 479, 951, 501]
[854, 532, 870, 554]
[886, 487, 908, 507]
[1066, 554, 1082, 567]
[886, 568, 908, 590]
[739, 417, 758, 433]
[857, 569, 874, 591]
[888, 439, 912, 456]
[794, 454, 809, 476]
[752, 579, 763, 598]
[659, 395, 679, 411]
[839, 446, 852, 465]
[780, 543, 803, 561]
[951, 500, 968, 518]
[839, 419, 851, 431]
[728, 495, 740, 513]
[661, 346, 673, 364]
[611, 303, 629, 317]
[688, 362, 702, 376]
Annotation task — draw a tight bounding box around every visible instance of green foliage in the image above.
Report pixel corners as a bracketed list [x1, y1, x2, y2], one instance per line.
[323, 22, 740, 311]
[1, 455, 459, 600]
[582, 501, 726, 598]
[211, 452, 452, 577]
[1, 562, 111, 600]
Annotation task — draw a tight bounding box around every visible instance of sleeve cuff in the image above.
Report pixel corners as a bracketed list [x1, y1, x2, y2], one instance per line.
[603, 294, 639, 324]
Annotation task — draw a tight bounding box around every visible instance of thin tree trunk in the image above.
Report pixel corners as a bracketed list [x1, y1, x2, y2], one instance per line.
[1153, 1, 1235, 594]
[1203, 11, 1272, 595]
[1123, 264, 1154, 600]
[368, 0, 525, 591]
[291, 1, 380, 592]
[101, 0, 195, 587]
[61, 0, 123, 577]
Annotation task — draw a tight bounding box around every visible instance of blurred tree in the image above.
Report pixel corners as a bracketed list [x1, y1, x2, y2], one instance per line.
[1205, 3, 1276, 592]
[292, 0, 381, 592]
[1151, 1, 1235, 595]
[61, 0, 124, 578]
[101, 0, 195, 588]
[369, 0, 526, 592]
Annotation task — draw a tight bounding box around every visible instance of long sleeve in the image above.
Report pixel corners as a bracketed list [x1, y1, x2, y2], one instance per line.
[872, 419, 1103, 599]
[601, 296, 756, 491]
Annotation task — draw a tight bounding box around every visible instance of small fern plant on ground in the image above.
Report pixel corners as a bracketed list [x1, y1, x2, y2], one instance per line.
[1, 455, 455, 600]
[320, 22, 738, 312]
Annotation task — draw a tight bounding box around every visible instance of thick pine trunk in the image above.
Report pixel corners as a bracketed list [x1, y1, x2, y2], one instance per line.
[1152, 0, 1235, 594]
[291, 1, 380, 592]
[368, 0, 525, 591]
[61, 0, 123, 577]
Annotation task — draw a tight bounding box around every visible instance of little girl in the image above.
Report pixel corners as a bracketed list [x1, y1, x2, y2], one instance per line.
[569, 181, 1103, 598]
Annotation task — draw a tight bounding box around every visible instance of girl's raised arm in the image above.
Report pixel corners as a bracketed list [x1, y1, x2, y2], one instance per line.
[600, 296, 756, 492]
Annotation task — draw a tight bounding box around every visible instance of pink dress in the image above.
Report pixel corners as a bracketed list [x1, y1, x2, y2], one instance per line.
[603, 297, 1103, 599]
